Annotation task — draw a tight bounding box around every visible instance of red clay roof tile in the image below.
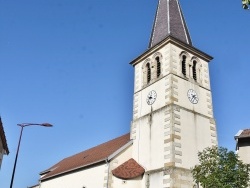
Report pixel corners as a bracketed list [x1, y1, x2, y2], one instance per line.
[239, 129, 250, 138]
[112, 158, 145, 180]
[41, 133, 131, 180]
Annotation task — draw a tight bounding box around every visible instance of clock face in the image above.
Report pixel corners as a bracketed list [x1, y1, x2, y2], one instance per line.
[187, 89, 199, 104]
[146, 90, 157, 105]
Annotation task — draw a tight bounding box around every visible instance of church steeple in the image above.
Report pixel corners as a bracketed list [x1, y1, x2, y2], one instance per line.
[149, 0, 192, 48]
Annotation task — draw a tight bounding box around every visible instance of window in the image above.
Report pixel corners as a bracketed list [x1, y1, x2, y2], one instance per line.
[193, 60, 197, 81]
[142, 52, 162, 87]
[156, 56, 161, 78]
[146, 63, 151, 84]
[142, 59, 152, 86]
[182, 55, 187, 76]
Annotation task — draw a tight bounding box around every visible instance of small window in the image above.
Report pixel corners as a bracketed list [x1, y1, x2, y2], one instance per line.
[146, 63, 151, 83]
[182, 55, 187, 76]
[156, 56, 161, 78]
[193, 60, 197, 81]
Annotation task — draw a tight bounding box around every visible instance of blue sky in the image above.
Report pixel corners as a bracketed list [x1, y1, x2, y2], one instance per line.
[0, 0, 250, 187]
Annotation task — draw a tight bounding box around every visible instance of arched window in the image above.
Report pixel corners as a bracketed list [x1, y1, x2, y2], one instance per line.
[182, 55, 187, 76]
[146, 63, 151, 84]
[193, 60, 197, 81]
[156, 56, 161, 78]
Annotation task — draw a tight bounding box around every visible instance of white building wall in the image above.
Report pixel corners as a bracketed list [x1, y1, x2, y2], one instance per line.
[238, 142, 250, 164]
[112, 177, 142, 188]
[149, 172, 164, 187]
[178, 110, 215, 169]
[40, 164, 106, 188]
[132, 110, 165, 171]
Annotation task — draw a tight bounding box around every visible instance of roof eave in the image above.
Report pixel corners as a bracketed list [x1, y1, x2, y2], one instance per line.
[234, 130, 243, 140]
[130, 36, 213, 67]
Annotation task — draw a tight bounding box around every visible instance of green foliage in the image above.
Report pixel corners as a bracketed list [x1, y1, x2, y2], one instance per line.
[242, 0, 250, 9]
[192, 146, 250, 188]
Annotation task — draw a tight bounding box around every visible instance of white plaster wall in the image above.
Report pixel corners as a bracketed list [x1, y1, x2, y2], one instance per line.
[134, 77, 168, 118]
[111, 145, 132, 170]
[112, 177, 141, 188]
[40, 164, 106, 188]
[179, 109, 214, 169]
[238, 145, 250, 164]
[132, 109, 165, 171]
[174, 76, 213, 118]
[149, 172, 163, 187]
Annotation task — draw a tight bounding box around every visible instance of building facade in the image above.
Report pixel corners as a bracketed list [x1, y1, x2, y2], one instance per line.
[36, 0, 218, 187]
[235, 129, 250, 164]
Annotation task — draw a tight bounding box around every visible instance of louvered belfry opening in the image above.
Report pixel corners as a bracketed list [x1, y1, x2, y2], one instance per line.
[156, 56, 161, 78]
[182, 55, 187, 76]
[146, 63, 151, 83]
[193, 60, 197, 81]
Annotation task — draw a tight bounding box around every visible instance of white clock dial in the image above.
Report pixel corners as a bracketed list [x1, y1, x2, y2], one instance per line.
[187, 89, 199, 104]
[146, 90, 157, 105]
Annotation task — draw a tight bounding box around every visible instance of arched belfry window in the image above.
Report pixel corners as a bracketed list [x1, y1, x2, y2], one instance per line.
[180, 51, 190, 78]
[142, 53, 162, 87]
[142, 59, 152, 86]
[182, 55, 187, 77]
[156, 56, 161, 78]
[152, 52, 163, 79]
[146, 63, 151, 84]
[191, 57, 201, 82]
[192, 60, 197, 81]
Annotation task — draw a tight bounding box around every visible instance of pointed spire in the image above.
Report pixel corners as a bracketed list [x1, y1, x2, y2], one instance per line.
[149, 0, 192, 48]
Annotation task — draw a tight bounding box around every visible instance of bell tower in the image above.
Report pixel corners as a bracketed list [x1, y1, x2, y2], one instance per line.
[130, 0, 217, 187]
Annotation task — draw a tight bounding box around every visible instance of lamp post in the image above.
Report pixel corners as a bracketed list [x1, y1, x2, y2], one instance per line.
[10, 123, 53, 188]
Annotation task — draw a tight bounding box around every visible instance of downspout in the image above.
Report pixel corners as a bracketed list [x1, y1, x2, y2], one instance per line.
[106, 159, 110, 188]
[146, 174, 150, 188]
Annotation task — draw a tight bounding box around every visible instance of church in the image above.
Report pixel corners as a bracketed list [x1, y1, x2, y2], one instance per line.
[35, 0, 218, 187]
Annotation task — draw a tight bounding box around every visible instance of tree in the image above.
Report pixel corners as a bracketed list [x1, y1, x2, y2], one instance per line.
[242, 0, 250, 9]
[192, 146, 250, 188]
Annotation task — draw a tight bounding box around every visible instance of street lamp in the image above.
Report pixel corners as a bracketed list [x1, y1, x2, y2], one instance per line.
[10, 123, 53, 188]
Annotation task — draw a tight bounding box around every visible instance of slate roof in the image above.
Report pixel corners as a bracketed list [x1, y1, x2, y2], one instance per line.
[112, 158, 145, 180]
[0, 117, 9, 155]
[235, 129, 250, 139]
[149, 0, 192, 48]
[40, 133, 131, 180]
